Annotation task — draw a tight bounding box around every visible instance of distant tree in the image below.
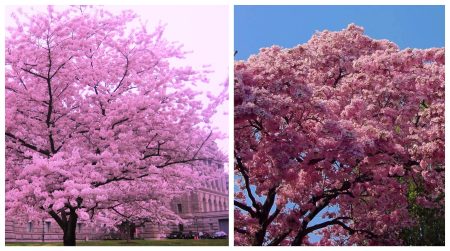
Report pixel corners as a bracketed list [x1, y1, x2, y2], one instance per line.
[400, 180, 445, 245]
[6, 6, 226, 246]
[234, 24, 444, 246]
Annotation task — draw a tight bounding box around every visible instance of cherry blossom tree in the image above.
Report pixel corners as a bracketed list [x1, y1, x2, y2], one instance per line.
[6, 6, 226, 246]
[234, 24, 444, 246]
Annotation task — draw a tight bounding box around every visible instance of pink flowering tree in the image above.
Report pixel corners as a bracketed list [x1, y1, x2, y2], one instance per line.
[6, 6, 226, 246]
[234, 24, 444, 246]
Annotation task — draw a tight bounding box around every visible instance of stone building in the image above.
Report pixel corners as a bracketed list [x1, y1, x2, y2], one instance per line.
[138, 171, 229, 239]
[6, 164, 228, 242]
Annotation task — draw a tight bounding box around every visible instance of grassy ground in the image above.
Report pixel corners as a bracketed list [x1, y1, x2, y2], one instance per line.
[6, 239, 228, 246]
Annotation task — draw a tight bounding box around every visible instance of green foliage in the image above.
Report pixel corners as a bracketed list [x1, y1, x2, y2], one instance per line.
[419, 100, 429, 110]
[400, 180, 445, 246]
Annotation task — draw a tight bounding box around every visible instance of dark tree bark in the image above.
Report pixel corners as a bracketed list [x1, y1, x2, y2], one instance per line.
[235, 153, 281, 246]
[49, 206, 79, 246]
[63, 210, 78, 246]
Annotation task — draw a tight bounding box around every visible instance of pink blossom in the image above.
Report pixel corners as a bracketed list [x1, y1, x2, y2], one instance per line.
[6, 6, 226, 246]
[234, 24, 444, 246]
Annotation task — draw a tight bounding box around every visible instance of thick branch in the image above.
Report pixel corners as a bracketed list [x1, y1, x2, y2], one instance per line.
[20, 67, 47, 80]
[155, 157, 210, 168]
[46, 77, 56, 154]
[235, 227, 249, 235]
[6, 132, 50, 156]
[307, 157, 326, 165]
[92, 176, 134, 187]
[111, 118, 130, 129]
[234, 200, 256, 218]
[268, 229, 292, 246]
[304, 217, 352, 235]
[260, 186, 279, 226]
[48, 210, 65, 229]
[265, 208, 281, 228]
[333, 68, 346, 88]
[235, 153, 259, 211]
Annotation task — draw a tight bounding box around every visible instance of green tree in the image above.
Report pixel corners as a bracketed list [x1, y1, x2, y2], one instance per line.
[400, 181, 444, 245]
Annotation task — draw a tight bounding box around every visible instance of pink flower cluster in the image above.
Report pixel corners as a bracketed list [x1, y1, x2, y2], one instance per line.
[5, 6, 226, 244]
[234, 24, 444, 246]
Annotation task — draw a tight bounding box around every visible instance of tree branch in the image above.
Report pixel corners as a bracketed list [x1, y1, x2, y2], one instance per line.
[304, 217, 352, 235]
[92, 176, 134, 188]
[49, 210, 65, 229]
[50, 55, 74, 79]
[235, 153, 259, 211]
[20, 67, 47, 80]
[332, 68, 346, 88]
[268, 229, 292, 246]
[6, 132, 50, 156]
[192, 131, 212, 159]
[234, 200, 256, 217]
[235, 227, 249, 235]
[113, 55, 129, 93]
[111, 118, 130, 129]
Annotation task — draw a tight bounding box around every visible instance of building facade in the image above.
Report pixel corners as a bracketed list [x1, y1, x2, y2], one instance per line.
[138, 173, 229, 239]
[6, 168, 228, 242]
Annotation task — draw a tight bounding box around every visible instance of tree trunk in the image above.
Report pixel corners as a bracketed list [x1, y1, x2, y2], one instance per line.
[48, 205, 80, 246]
[126, 223, 130, 243]
[63, 230, 76, 246]
[291, 231, 306, 246]
[252, 229, 265, 246]
[63, 211, 78, 246]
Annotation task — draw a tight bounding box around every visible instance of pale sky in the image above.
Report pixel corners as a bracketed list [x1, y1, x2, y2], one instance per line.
[6, 5, 229, 153]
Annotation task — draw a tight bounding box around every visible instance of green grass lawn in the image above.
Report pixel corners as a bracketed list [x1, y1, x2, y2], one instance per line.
[6, 239, 228, 246]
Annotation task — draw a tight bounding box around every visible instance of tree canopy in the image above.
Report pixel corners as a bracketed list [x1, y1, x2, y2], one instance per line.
[234, 24, 444, 246]
[6, 6, 226, 246]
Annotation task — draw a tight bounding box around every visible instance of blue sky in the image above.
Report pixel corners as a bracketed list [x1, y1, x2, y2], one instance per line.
[235, 5, 445, 60]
